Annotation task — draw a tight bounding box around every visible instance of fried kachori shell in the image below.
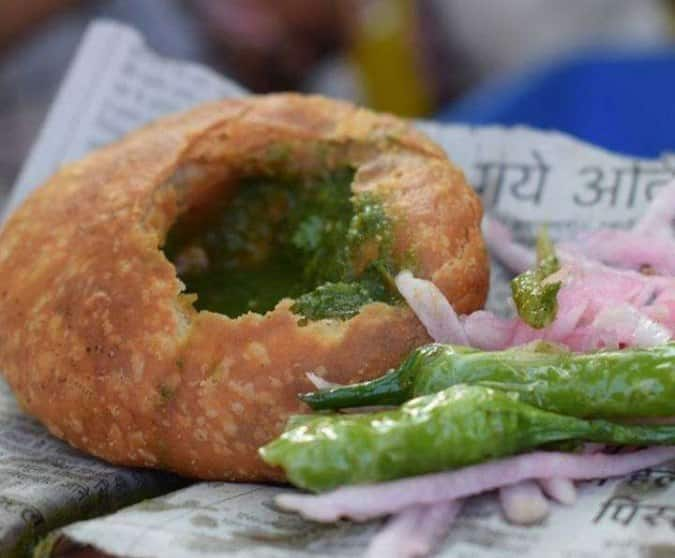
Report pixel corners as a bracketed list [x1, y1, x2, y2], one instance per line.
[0, 94, 488, 480]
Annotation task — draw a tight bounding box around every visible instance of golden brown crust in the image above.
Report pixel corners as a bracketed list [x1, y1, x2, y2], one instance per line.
[0, 94, 488, 480]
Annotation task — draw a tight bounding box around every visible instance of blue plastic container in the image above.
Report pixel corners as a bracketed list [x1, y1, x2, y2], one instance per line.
[437, 49, 675, 157]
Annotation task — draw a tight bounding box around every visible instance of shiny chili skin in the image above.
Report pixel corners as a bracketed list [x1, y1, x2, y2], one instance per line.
[300, 342, 675, 418]
[262, 384, 675, 492]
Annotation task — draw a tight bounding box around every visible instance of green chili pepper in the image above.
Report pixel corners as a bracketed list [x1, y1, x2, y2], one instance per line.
[262, 384, 675, 492]
[511, 227, 561, 328]
[300, 341, 675, 418]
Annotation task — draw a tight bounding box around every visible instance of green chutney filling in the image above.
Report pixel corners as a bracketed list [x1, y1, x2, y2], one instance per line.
[163, 168, 402, 321]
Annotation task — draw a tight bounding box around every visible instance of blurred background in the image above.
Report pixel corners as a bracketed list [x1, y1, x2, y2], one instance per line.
[1, 0, 674, 201]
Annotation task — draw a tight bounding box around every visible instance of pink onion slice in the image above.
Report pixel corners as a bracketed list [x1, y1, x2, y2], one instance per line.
[590, 304, 671, 348]
[633, 179, 675, 237]
[462, 310, 513, 350]
[483, 216, 535, 273]
[467, 259, 673, 351]
[560, 230, 675, 276]
[305, 371, 344, 391]
[538, 478, 577, 505]
[395, 271, 469, 345]
[274, 447, 675, 522]
[365, 501, 462, 558]
[498, 481, 550, 524]
[408, 216, 675, 352]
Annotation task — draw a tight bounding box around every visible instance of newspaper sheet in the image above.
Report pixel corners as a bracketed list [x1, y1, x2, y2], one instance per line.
[1, 19, 674, 558]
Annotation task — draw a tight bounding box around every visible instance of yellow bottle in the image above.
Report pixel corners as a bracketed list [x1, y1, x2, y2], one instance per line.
[350, 0, 433, 117]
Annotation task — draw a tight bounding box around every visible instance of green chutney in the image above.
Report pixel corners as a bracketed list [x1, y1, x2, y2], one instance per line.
[163, 168, 402, 321]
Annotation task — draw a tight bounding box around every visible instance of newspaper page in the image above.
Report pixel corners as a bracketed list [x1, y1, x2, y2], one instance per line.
[2, 19, 674, 558]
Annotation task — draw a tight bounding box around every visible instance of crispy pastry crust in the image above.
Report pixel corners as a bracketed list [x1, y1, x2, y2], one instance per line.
[0, 94, 488, 480]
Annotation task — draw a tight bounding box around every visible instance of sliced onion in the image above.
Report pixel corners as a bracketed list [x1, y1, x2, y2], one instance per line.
[275, 447, 675, 522]
[591, 304, 671, 348]
[555, 253, 668, 311]
[633, 179, 675, 237]
[466, 258, 673, 351]
[395, 271, 469, 345]
[462, 311, 514, 350]
[305, 371, 344, 391]
[483, 216, 534, 273]
[538, 478, 576, 505]
[401, 229, 675, 352]
[561, 230, 675, 276]
[498, 481, 550, 525]
[365, 501, 462, 558]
